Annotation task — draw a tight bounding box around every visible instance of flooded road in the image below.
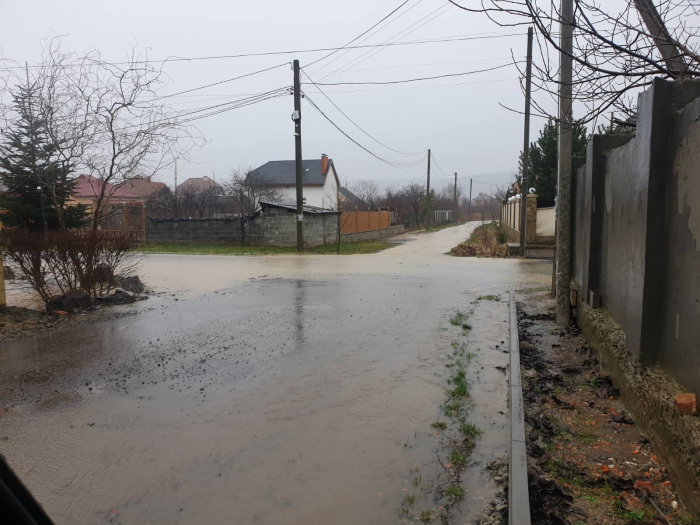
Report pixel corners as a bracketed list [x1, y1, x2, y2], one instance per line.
[0, 223, 551, 524]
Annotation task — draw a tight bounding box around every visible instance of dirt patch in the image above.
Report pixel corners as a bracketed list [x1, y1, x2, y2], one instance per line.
[450, 223, 508, 257]
[0, 304, 140, 343]
[517, 290, 694, 524]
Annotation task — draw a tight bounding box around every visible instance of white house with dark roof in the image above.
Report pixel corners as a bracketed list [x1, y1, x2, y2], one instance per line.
[246, 154, 339, 210]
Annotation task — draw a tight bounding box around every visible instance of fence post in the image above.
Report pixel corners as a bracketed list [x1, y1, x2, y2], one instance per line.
[122, 206, 129, 232]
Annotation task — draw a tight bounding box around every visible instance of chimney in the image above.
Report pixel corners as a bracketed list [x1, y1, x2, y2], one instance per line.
[321, 154, 328, 174]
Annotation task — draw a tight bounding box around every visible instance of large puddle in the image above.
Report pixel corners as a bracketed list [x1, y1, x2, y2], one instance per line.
[0, 223, 551, 524]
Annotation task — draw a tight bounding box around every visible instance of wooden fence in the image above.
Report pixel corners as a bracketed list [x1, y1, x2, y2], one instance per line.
[99, 204, 146, 239]
[340, 211, 391, 235]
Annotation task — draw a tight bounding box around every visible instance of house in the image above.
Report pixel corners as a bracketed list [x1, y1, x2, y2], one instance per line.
[177, 175, 223, 195]
[337, 186, 365, 209]
[246, 154, 340, 210]
[123, 175, 171, 200]
[69, 174, 140, 214]
[472, 192, 495, 205]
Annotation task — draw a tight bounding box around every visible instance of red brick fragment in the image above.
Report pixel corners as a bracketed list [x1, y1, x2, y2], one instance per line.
[674, 393, 698, 416]
[634, 479, 654, 493]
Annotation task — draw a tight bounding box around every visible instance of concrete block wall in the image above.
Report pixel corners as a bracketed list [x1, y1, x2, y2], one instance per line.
[145, 207, 341, 247]
[571, 78, 700, 394]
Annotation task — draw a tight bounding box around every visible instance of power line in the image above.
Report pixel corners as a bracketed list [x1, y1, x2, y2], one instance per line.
[303, 93, 426, 172]
[301, 77, 518, 93]
[315, 55, 525, 74]
[300, 67, 424, 157]
[305, 0, 413, 69]
[311, 0, 429, 76]
[312, 62, 519, 85]
[150, 62, 289, 101]
[0, 32, 525, 71]
[317, 0, 454, 82]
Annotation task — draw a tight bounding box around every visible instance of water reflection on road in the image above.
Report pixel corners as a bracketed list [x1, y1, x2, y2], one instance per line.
[0, 223, 551, 524]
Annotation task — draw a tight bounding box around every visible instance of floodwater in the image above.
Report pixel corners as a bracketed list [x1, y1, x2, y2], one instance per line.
[0, 223, 551, 524]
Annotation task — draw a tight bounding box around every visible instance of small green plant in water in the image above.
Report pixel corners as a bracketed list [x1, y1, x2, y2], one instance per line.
[450, 311, 466, 326]
[477, 295, 500, 301]
[403, 494, 416, 507]
[449, 450, 468, 467]
[431, 421, 447, 430]
[412, 475, 422, 487]
[451, 378, 469, 398]
[459, 422, 482, 439]
[420, 510, 433, 522]
[443, 484, 465, 500]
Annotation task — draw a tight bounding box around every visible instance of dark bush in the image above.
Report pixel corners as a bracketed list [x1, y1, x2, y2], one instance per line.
[0, 229, 141, 302]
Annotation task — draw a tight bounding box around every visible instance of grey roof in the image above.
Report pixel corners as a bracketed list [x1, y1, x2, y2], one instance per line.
[247, 159, 331, 186]
[338, 186, 364, 207]
[259, 201, 339, 214]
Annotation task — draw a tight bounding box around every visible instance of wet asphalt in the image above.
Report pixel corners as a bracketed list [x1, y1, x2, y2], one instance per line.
[0, 223, 551, 524]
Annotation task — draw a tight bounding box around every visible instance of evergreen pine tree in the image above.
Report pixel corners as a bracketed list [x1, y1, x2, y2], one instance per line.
[0, 81, 87, 230]
[518, 119, 588, 207]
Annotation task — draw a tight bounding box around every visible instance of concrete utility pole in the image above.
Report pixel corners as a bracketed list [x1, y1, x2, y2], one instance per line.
[174, 160, 178, 218]
[454, 172, 458, 220]
[520, 27, 534, 257]
[634, 0, 686, 76]
[556, 0, 574, 325]
[293, 60, 304, 251]
[468, 178, 473, 221]
[426, 149, 431, 228]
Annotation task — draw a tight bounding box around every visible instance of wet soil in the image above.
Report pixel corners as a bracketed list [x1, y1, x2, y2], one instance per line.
[0, 223, 551, 524]
[0, 304, 141, 343]
[516, 289, 694, 524]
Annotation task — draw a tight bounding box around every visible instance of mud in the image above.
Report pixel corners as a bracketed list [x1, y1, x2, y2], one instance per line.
[516, 289, 694, 524]
[0, 223, 551, 524]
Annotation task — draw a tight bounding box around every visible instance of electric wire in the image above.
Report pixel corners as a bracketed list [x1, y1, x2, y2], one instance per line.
[303, 92, 427, 172]
[301, 67, 424, 157]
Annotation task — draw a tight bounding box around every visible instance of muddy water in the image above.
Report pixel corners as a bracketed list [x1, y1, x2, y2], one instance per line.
[0, 223, 551, 524]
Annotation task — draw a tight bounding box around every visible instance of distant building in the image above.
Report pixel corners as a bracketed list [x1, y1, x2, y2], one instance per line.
[70, 174, 139, 213]
[472, 192, 495, 205]
[246, 154, 340, 210]
[337, 186, 365, 209]
[124, 175, 171, 200]
[177, 175, 223, 195]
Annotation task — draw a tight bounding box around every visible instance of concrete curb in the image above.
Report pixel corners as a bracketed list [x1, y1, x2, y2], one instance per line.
[509, 290, 531, 525]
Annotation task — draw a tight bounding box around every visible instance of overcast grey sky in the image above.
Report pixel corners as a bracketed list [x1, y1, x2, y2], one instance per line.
[0, 0, 537, 196]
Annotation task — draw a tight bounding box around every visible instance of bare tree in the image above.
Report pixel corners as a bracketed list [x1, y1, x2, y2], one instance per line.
[348, 179, 381, 210]
[0, 38, 204, 231]
[80, 47, 204, 230]
[448, 0, 700, 124]
[225, 166, 284, 213]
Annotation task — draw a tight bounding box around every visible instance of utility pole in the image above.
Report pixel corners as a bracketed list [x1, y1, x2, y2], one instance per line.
[556, 0, 574, 325]
[468, 178, 473, 221]
[519, 27, 534, 257]
[454, 172, 458, 221]
[634, 0, 686, 76]
[174, 160, 178, 218]
[425, 149, 431, 228]
[293, 59, 304, 251]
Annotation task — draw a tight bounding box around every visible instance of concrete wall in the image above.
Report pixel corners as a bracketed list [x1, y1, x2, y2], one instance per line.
[500, 194, 546, 244]
[535, 207, 555, 237]
[340, 225, 404, 243]
[146, 206, 339, 247]
[571, 78, 700, 393]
